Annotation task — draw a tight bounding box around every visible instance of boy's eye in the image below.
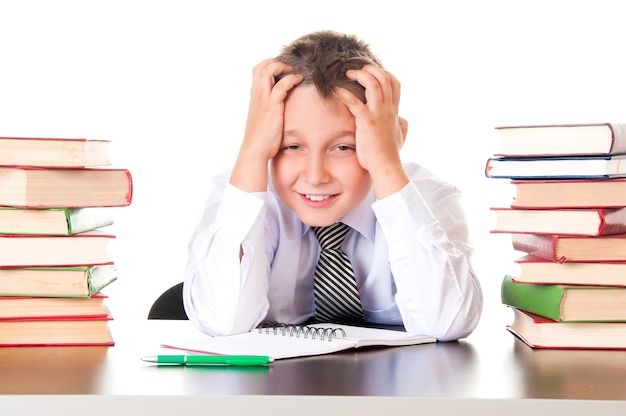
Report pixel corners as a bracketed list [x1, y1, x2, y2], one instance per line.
[336, 145, 354, 152]
[282, 144, 301, 151]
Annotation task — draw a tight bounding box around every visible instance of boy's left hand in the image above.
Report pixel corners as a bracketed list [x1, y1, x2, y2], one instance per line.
[335, 65, 410, 198]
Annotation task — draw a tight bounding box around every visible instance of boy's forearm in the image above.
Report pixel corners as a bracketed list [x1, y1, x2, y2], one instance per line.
[184, 183, 270, 336]
[229, 151, 271, 193]
[368, 159, 410, 200]
[373, 185, 482, 340]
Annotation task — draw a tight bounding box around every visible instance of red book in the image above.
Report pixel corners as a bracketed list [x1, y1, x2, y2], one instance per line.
[513, 255, 626, 286]
[507, 307, 626, 350]
[0, 293, 110, 319]
[0, 315, 114, 346]
[491, 207, 626, 236]
[511, 233, 626, 263]
[0, 231, 114, 268]
[510, 178, 626, 209]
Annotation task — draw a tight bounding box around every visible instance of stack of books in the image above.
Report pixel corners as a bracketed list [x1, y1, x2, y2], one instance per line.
[486, 122, 626, 349]
[0, 136, 133, 346]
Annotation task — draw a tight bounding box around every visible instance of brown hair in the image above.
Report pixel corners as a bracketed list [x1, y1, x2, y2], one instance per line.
[276, 30, 383, 103]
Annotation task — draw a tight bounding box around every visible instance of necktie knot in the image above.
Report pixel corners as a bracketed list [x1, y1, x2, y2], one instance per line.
[312, 222, 351, 250]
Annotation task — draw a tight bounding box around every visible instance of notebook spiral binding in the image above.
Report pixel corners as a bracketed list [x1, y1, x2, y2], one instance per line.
[257, 322, 347, 342]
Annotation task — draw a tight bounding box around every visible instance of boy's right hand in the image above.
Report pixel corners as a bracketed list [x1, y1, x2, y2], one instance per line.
[231, 59, 303, 192]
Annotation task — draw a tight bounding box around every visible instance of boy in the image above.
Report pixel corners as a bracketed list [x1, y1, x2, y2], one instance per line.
[183, 30, 482, 341]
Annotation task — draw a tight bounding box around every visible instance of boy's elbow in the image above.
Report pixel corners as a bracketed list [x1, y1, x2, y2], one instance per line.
[437, 290, 483, 342]
[184, 301, 240, 337]
[403, 285, 483, 342]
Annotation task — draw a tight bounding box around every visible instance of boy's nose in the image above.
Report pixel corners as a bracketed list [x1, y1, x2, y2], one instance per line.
[303, 156, 331, 184]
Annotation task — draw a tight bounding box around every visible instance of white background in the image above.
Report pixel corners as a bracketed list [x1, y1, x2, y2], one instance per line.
[1, 0, 625, 341]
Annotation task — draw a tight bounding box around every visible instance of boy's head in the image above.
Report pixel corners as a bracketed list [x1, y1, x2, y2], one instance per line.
[270, 31, 381, 227]
[275, 30, 383, 104]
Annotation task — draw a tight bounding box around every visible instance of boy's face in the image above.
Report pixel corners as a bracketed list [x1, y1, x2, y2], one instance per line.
[271, 86, 372, 227]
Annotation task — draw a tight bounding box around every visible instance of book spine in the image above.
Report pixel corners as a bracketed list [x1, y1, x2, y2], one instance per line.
[598, 208, 626, 236]
[87, 264, 118, 296]
[500, 275, 564, 321]
[124, 170, 134, 205]
[484, 158, 494, 178]
[607, 156, 626, 176]
[66, 208, 115, 234]
[511, 233, 562, 262]
[609, 123, 626, 155]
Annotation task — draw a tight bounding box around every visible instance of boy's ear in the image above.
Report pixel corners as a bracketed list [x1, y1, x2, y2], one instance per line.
[399, 117, 408, 142]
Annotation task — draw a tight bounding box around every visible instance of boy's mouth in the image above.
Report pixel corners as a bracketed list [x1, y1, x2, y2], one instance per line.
[300, 193, 339, 207]
[305, 194, 332, 202]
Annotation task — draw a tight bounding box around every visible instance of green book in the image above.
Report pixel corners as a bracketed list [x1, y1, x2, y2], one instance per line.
[501, 274, 626, 322]
[0, 207, 114, 235]
[0, 264, 117, 297]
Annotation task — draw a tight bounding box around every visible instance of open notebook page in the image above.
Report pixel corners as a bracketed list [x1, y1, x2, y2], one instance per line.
[160, 323, 436, 360]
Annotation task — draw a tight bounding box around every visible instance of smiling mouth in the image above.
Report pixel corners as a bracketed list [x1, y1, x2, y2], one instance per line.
[305, 194, 334, 201]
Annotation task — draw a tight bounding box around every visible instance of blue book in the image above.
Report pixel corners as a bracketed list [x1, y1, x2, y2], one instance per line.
[485, 155, 626, 179]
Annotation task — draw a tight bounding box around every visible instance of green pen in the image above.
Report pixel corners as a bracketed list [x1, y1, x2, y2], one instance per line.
[141, 355, 273, 366]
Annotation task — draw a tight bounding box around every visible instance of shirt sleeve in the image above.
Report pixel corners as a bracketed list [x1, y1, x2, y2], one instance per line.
[183, 178, 271, 336]
[371, 176, 483, 341]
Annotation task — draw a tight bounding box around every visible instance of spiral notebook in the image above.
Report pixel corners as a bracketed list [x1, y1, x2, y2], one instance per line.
[160, 323, 436, 360]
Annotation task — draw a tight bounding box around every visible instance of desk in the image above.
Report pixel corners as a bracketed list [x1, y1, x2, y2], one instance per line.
[1, 319, 626, 415]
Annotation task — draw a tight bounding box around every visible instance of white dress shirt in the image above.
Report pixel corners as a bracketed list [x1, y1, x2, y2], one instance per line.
[183, 162, 483, 341]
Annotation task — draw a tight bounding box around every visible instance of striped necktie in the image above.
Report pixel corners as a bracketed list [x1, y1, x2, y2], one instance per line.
[312, 222, 364, 323]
